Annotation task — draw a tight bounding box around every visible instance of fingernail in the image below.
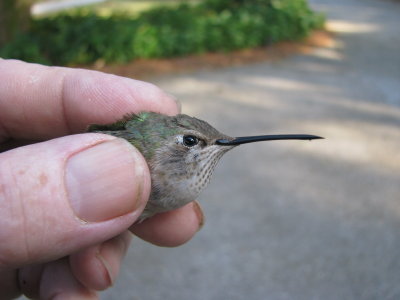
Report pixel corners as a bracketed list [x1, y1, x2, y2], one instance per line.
[95, 251, 114, 287]
[192, 201, 205, 231]
[96, 234, 130, 287]
[65, 139, 146, 222]
[166, 92, 182, 113]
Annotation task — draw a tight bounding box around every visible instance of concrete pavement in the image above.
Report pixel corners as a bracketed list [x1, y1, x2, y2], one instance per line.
[100, 0, 400, 299]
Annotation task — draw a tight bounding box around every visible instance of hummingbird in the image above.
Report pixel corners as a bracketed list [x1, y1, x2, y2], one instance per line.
[88, 112, 322, 221]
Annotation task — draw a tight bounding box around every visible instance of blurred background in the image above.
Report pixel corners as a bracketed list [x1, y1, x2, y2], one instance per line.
[3, 0, 399, 299]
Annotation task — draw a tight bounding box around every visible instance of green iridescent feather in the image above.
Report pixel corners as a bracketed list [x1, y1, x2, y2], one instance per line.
[87, 112, 180, 160]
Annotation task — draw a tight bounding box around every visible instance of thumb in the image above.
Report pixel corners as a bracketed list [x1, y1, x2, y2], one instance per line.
[0, 134, 150, 269]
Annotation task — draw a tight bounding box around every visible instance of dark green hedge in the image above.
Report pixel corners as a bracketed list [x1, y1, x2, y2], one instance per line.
[0, 0, 324, 65]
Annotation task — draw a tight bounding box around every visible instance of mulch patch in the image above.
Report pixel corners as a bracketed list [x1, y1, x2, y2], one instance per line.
[81, 30, 335, 79]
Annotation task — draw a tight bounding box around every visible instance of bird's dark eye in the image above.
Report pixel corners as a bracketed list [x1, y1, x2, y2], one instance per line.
[183, 135, 199, 147]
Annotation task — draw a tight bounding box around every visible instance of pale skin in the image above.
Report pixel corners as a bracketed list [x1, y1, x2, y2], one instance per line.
[0, 59, 204, 299]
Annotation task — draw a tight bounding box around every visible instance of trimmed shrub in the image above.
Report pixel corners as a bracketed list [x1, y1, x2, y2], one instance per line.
[0, 0, 324, 65]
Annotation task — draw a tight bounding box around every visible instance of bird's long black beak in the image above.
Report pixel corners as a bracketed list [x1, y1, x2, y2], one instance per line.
[216, 134, 323, 146]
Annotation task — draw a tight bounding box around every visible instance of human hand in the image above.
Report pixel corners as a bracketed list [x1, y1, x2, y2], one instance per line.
[0, 59, 204, 299]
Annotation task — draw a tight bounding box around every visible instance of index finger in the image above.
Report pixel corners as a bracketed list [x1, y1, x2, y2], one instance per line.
[0, 59, 179, 142]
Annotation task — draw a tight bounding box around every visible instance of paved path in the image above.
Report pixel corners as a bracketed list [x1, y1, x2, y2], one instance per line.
[102, 0, 400, 299]
[31, 0, 106, 15]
